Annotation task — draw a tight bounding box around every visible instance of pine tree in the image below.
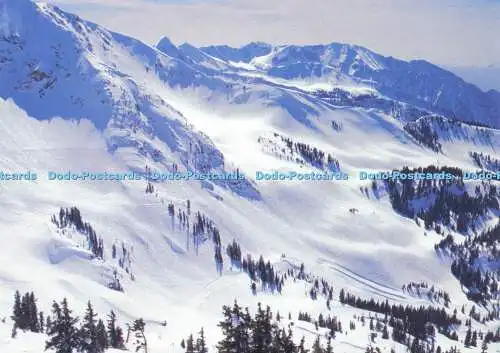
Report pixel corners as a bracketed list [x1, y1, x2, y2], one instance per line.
[45, 298, 80, 353]
[481, 339, 488, 353]
[28, 292, 39, 332]
[325, 337, 333, 353]
[252, 303, 272, 353]
[39, 312, 45, 333]
[282, 327, 296, 353]
[465, 328, 472, 347]
[79, 301, 100, 353]
[312, 336, 323, 353]
[131, 318, 148, 353]
[217, 305, 236, 353]
[46, 315, 52, 334]
[298, 336, 309, 353]
[339, 289, 345, 304]
[115, 326, 125, 349]
[271, 326, 284, 353]
[107, 310, 117, 348]
[185, 334, 195, 353]
[196, 328, 208, 353]
[382, 325, 389, 339]
[471, 331, 478, 347]
[96, 319, 108, 351]
[11, 290, 22, 331]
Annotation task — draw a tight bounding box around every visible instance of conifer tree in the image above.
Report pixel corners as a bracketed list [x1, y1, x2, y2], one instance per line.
[481, 339, 488, 353]
[283, 327, 296, 353]
[11, 290, 22, 331]
[471, 331, 478, 347]
[382, 325, 389, 339]
[325, 337, 333, 353]
[465, 328, 472, 347]
[217, 305, 235, 353]
[312, 336, 323, 353]
[46, 315, 52, 334]
[79, 301, 100, 353]
[28, 292, 39, 332]
[96, 319, 108, 351]
[107, 310, 117, 347]
[45, 298, 80, 353]
[131, 318, 148, 353]
[252, 303, 272, 353]
[115, 326, 125, 349]
[298, 336, 309, 353]
[196, 328, 208, 353]
[185, 334, 195, 353]
[39, 312, 45, 333]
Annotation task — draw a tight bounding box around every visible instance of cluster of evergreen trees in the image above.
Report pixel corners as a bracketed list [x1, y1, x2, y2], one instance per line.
[165, 198, 225, 271]
[297, 312, 342, 337]
[111, 240, 133, 278]
[330, 120, 342, 132]
[470, 151, 500, 171]
[280, 134, 340, 172]
[280, 264, 335, 309]
[314, 89, 428, 124]
[181, 328, 208, 353]
[339, 289, 460, 343]
[215, 301, 331, 353]
[402, 282, 451, 307]
[257, 133, 340, 172]
[226, 239, 283, 294]
[11, 291, 43, 335]
[241, 254, 284, 293]
[145, 181, 155, 194]
[11, 291, 127, 353]
[51, 207, 104, 259]
[382, 165, 498, 234]
[403, 120, 442, 152]
[435, 222, 500, 306]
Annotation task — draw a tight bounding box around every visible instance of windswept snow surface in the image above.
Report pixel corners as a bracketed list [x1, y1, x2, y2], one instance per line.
[0, 1, 499, 352]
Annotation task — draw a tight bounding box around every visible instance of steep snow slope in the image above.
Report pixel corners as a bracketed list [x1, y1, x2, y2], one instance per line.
[0, 1, 499, 352]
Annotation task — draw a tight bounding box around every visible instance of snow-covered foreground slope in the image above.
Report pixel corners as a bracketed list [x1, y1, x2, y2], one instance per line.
[0, 1, 499, 352]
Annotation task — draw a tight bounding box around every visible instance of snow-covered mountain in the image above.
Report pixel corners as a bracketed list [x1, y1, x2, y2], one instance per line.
[0, 1, 499, 353]
[195, 42, 500, 129]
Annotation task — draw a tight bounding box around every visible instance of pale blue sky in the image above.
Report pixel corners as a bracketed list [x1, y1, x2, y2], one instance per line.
[48, 0, 500, 89]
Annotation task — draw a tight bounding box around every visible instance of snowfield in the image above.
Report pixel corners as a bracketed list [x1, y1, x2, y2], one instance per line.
[0, 1, 499, 352]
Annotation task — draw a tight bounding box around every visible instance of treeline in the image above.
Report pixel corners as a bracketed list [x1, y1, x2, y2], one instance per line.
[257, 133, 340, 172]
[435, 222, 500, 307]
[215, 301, 331, 353]
[11, 290, 127, 352]
[382, 165, 498, 234]
[297, 311, 342, 336]
[330, 120, 342, 132]
[402, 282, 451, 307]
[339, 289, 461, 343]
[161, 197, 224, 272]
[314, 89, 429, 124]
[51, 207, 104, 259]
[470, 151, 500, 171]
[403, 120, 442, 152]
[227, 240, 283, 293]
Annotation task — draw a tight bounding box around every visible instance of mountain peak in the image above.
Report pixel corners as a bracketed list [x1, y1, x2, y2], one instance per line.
[156, 36, 181, 58]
